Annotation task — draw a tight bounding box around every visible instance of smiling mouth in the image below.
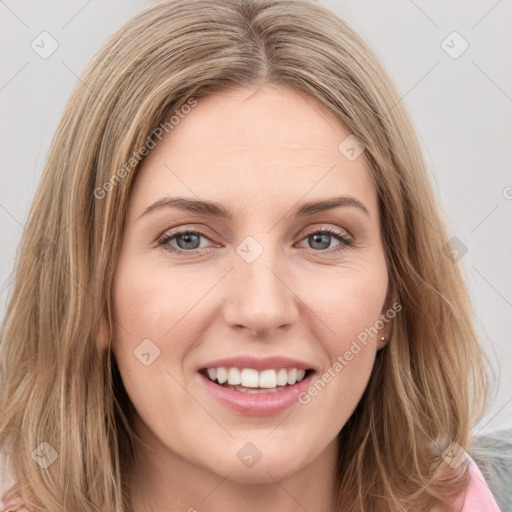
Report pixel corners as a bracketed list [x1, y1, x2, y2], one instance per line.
[199, 367, 315, 393]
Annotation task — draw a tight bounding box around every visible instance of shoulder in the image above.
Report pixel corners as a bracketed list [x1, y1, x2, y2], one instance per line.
[458, 455, 502, 511]
[0, 459, 14, 508]
[0, 464, 28, 512]
[469, 428, 512, 511]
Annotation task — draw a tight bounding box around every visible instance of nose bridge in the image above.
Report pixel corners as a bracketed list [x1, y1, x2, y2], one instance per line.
[226, 233, 297, 333]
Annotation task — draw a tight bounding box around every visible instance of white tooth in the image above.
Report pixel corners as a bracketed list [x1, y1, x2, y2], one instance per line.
[207, 368, 217, 381]
[216, 367, 228, 384]
[259, 369, 277, 388]
[276, 368, 288, 386]
[296, 369, 306, 382]
[287, 368, 298, 385]
[237, 387, 283, 394]
[227, 367, 241, 385]
[240, 368, 259, 388]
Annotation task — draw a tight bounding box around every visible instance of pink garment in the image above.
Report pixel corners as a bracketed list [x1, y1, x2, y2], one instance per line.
[453, 455, 502, 511]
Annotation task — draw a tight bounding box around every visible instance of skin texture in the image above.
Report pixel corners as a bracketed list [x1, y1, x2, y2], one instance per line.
[110, 85, 392, 512]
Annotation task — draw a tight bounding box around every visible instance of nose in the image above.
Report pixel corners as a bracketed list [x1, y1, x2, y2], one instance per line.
[223, 242, 299, 338]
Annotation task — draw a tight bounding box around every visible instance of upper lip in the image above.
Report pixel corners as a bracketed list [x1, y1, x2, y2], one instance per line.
[198, 356, 315, 372]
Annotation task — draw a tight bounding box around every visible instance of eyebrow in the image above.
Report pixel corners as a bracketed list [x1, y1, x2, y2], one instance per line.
[139, 195, 370, 220]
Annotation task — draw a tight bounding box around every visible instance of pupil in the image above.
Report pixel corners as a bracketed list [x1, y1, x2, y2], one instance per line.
[177, 233, 200, 250]
[311, 233, 329, 250]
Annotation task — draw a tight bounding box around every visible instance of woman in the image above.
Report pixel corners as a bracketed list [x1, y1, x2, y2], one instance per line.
[0, 0, 504, 510]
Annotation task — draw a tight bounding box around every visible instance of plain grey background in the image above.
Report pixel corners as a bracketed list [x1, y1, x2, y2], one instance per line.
[0, 0, 511, 436]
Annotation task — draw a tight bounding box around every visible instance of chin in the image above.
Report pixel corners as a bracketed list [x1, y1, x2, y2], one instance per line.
[220, 459, 302, 485]
[196, 442, 309, 485]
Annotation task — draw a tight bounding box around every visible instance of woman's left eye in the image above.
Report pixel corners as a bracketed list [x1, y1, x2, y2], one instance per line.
[158, 227, 353, 255]
[297, 227, 353, 252]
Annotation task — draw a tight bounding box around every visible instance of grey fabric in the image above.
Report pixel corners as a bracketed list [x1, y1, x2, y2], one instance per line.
[471, 428, 512, 511]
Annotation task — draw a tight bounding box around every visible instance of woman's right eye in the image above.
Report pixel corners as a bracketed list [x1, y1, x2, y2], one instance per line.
[158, 228, 214, 255]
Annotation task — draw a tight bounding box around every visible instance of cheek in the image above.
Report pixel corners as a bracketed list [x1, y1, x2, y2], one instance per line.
[110, 255, 213, 388]
[305, 255, 388, 406]
[110, 261, 198, 427]
[112, 257, 196, 340]
[297, 259, 387, 405]
[110, 258, 173, 374]
[297, 276, 386, 430]
[308, 264, 388, 347]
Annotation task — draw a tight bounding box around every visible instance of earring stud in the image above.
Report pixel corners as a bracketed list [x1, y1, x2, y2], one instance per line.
[380, 336, 386, 343]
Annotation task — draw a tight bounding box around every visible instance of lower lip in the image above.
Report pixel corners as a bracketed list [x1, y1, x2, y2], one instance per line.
[198, 371, 315, 416]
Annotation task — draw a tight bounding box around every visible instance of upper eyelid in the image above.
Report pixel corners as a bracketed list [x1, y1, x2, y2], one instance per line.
[301, 225, 351, 238]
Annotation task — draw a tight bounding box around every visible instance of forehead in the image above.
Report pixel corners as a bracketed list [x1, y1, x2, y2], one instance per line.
[130, 86, 378, 221]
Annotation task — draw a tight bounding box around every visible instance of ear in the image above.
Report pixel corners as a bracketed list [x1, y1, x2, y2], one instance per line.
[377, 297, 399, 349]
[378, 318, 393, 347]
[95, 313, 111, 351]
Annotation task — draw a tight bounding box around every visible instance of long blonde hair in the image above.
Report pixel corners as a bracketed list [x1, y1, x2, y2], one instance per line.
[0, 0, 494, 510]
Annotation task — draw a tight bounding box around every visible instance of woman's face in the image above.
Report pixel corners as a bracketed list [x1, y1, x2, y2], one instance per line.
[111, 85, 390, 486]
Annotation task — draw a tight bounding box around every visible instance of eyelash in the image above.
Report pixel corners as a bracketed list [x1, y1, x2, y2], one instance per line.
[157, 226, 354, 256]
